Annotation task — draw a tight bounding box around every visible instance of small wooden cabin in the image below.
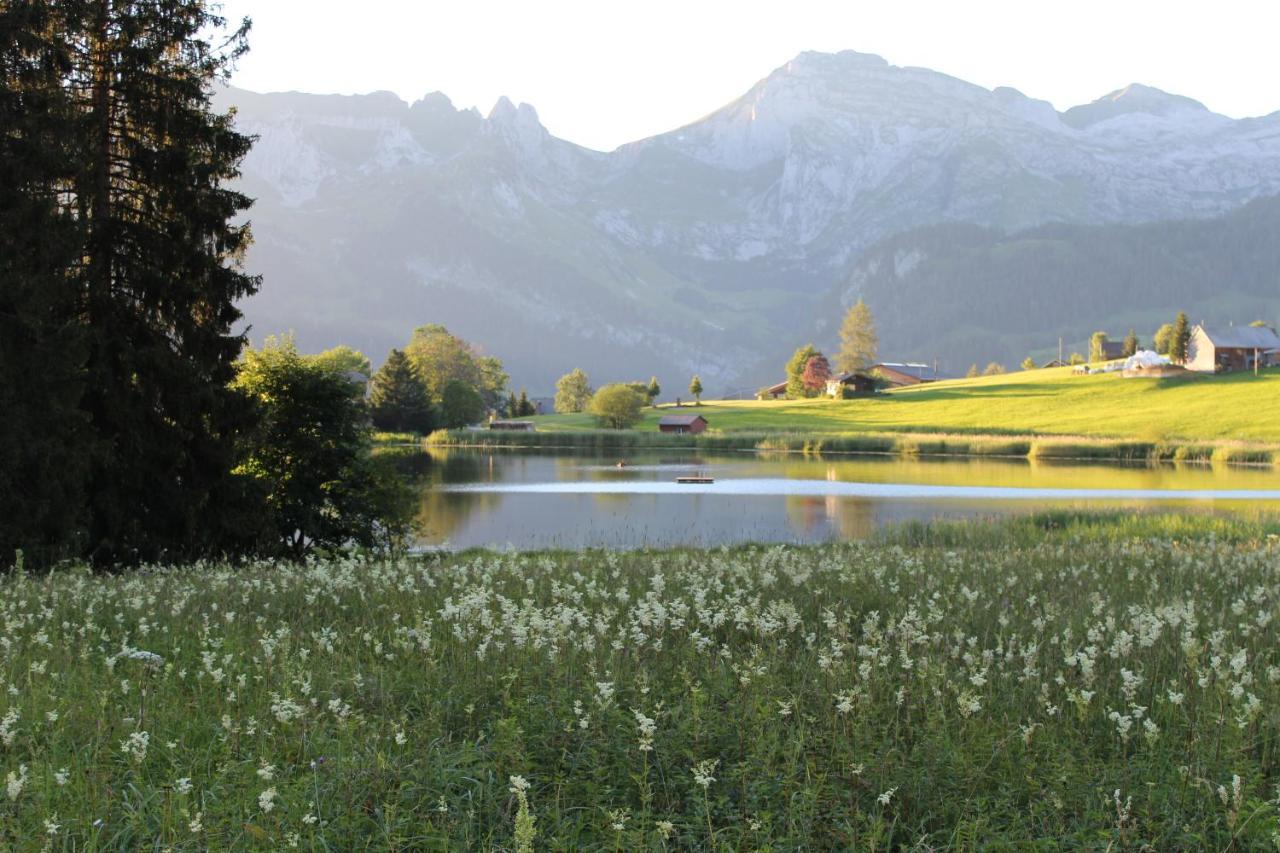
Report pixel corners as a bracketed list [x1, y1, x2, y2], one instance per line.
[825, 372, 877, 397]
[489, 420, 535, 431]
[658, 415, 708, 435]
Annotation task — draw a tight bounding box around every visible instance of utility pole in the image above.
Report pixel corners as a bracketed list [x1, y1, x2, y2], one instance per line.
[1059, 337, 1063, 365]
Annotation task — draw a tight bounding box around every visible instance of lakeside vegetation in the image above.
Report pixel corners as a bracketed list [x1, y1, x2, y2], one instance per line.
[429, 368, 1280, 466]
[2, 512, 1277, 848]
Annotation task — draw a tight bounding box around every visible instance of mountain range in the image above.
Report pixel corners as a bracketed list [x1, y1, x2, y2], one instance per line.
[219, 50, 1280, 393]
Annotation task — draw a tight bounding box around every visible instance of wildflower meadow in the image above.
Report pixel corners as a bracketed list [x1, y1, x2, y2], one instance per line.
[1, 516, 1279, 848]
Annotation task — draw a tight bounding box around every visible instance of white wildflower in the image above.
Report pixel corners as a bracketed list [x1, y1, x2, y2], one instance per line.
[692, 759, 718, 789]
[120, 730, 150, 764]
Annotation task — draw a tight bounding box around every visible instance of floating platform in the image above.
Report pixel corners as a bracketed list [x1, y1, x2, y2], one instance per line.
[676, 476, 715, 484]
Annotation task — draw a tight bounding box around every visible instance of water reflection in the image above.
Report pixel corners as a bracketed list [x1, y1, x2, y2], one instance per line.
[395, 448, 1280, 551]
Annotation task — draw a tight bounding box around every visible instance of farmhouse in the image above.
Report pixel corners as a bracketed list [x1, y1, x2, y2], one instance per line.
[1185, 324, 1280, 373]
[658, 414, 708, 435]
[870, 362, 936, 387]
[825, 372, 877, 397]
[758, 381, 788, 400]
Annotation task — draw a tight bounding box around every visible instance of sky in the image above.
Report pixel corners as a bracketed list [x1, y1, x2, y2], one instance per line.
[216, 0, 1280, 152]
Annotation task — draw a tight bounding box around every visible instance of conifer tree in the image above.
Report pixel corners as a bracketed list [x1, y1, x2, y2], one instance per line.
[1122, 329, 1139, 358]
[70, 1, 260, 563]
[1170, 312, 1191, 363]
[837, 299, 878, 373]
[370, 349, 435, 434]
[517, 389, 533, 416]
[0, 1, 92, 566]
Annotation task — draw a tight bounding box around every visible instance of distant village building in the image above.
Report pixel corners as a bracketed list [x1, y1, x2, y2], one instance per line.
[1185, 324, 1280, 372]
[825, 372, 877, 397]
[1099, 340, 1127, 361]
[658, 414, 708, 435]
[489, 420, 535, 431]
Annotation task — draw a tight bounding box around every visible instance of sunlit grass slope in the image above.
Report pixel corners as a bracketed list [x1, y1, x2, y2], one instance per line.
[537, 368, 1280, 443]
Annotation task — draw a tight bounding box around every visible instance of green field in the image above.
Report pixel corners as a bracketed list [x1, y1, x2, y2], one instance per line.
[4, 514, 1278, 848]
[536, 367, 1280, 444]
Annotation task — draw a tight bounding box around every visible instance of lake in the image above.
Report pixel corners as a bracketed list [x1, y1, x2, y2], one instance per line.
[391, 448, 1280, 550]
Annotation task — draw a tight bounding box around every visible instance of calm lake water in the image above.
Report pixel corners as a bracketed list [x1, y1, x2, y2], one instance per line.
[390, 448, 1280, 550]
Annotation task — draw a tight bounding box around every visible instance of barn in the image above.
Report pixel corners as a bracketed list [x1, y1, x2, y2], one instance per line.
[1185, 324, 1280, 373]
[658, 415, 708, 435]
[870, 363, 936, 387]
[825, 372, 877, 397]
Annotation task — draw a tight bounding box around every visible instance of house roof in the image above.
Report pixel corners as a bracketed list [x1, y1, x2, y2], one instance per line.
[659, 415, 707, 426]
[872, 362, 934, 379]
[1198, 324, 1280, 350]
[763, 381, 787, 393]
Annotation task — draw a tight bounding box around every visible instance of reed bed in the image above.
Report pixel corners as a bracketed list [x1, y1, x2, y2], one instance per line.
[429, 428, 1280, 468]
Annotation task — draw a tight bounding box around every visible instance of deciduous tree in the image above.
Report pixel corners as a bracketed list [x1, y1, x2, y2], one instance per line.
[785, 345, 820, 399]
[802, 355, 832, 393]
[440, 380, 485, 428]
[555, 368, 592, 413]
[235, 337, 410, 558]
[589, 384, 644, 429]
[1089, 332, 1109, 363]
[688, 375, 704, 405]
[646, 376, 661, 407]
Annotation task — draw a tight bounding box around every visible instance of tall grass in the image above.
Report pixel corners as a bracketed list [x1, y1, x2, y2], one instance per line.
[1, 517, 1278, 847]
[430, 428, 1280, 467]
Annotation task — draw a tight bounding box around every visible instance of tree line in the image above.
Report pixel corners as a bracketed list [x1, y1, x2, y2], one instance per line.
[0, 3, 532, 567]
[769, 299, 879, 400]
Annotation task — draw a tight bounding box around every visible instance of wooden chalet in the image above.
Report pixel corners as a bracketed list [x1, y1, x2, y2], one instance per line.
[658, 414, 708, 435]
[825, 372, 877, 397]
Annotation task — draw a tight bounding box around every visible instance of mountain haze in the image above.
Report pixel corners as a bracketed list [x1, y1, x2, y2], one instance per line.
[221, 51, 1280, 392]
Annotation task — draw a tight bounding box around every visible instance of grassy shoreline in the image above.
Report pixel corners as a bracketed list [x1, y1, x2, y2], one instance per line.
[3, 512, 1277, 847]
[423, 427, 1280, 468]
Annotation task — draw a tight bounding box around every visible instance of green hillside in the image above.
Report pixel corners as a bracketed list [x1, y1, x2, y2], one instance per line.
[833, 194, 1280, 374]
[533, 367, 1280, 444]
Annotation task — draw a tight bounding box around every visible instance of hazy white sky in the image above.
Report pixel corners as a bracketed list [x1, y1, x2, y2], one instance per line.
[216, 0, 1280, 152]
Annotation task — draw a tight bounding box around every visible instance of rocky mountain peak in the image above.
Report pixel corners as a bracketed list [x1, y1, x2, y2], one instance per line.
[1063, 83, 1212, 129]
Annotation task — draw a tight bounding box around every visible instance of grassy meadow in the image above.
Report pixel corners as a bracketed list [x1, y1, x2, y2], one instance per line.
[530, 367, 1280, 445]
[3, 514, 1279, 849]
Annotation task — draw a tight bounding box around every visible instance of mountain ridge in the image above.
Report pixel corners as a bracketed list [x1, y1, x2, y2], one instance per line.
[220, 50, 1280, 393]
